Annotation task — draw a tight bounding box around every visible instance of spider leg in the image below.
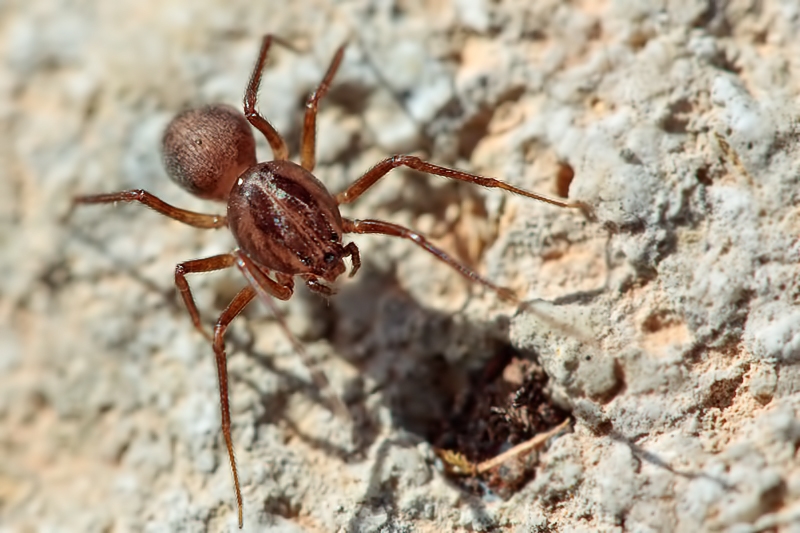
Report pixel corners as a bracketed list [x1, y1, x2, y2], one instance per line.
[342, 218, 516, 301]
[233, 250, 350, 421]
[175, 254, 237, 341]
[232, 249, 293, 301]
[212, 284, 257, 529]
[172, 253, 254, 527]
[343, 218, 597, 343]
[244, 35, 289, 160]
[72, 189, 227, 229]
[300, 45, 346, 172]
[335, 155, 587, 212]
[343, 242, 361, 277]
[303, 275, 337, 296]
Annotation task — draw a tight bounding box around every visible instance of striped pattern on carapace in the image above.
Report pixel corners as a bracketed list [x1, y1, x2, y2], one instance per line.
[228, 160, 348, 281]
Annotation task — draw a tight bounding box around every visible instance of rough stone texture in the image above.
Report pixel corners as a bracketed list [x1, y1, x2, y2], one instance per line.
[2, 0, 799, 532]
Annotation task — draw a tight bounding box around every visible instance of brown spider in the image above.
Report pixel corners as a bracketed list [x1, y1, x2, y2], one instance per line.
[73, 35, 585, 527]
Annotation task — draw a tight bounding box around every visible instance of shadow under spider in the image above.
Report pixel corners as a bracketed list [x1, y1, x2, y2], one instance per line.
[330, 268, 513, 532]
[75, 218, 590, 528]
[71, 227, 175, 302]
[74, 221, 725, 530]
[225, 263, 494, 463]
[228, 331, 381, 464]
[229, 261, 582, 530]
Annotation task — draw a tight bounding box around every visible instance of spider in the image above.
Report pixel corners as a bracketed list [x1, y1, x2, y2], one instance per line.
[73, 35, 585, 528]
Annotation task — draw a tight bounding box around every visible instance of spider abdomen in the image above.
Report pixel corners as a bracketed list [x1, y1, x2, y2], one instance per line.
[162, 105, 257, 201]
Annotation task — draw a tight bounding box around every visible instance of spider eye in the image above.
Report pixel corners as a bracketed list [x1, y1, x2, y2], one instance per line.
[323, 252, 336, 264]
[330, 231, 339, 242]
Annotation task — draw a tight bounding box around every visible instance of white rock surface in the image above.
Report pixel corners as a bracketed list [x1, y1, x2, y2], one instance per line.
[2, 0, 799, 532]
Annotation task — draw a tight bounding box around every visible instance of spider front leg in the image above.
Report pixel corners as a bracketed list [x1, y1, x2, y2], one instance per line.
[232, 250, 294, 302]
[212, 285, 256, 529]
[342, 218, 517, 303]
[343, 218, 596, 343]
[233, 250, 350, 420]
[175, 254, 237, 342]
[174, 250, 299, 527]
[336, 155, 587, 211]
